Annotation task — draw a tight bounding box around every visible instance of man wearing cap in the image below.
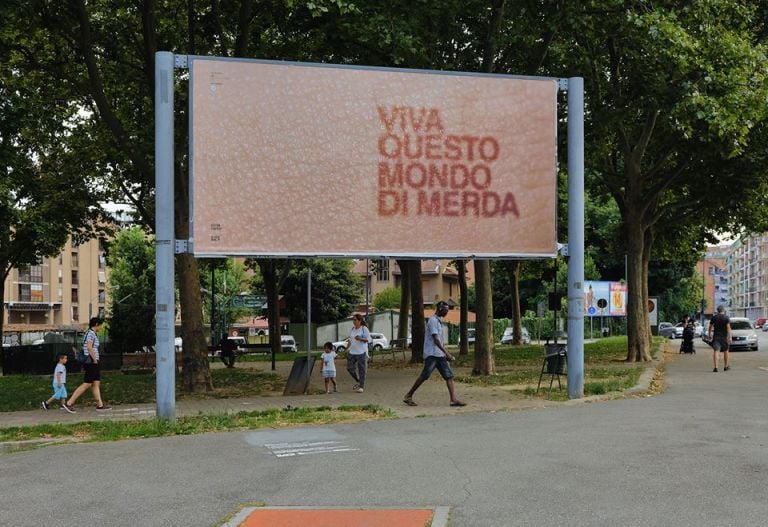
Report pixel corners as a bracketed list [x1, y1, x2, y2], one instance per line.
[403, 301, 466, 407]
[708, 305, 732, 372]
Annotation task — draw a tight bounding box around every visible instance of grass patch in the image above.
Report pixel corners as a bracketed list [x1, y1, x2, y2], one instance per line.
[0, 404, 394, 445]
[456, 336, 653, 398]
[0, 368, 284, 412]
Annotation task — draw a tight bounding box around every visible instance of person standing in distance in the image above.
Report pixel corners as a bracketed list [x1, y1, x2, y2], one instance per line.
[403, 301, 466, 407]
[63, 317, 112, 413]
[708, 305, 732, 372]
[346, 314, 371, 393]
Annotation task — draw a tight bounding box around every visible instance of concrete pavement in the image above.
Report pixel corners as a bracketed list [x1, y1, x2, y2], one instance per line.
[1, 338, 767, 527]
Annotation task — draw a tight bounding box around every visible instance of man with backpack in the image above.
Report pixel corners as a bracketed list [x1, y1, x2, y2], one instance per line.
[62, 317, 112, 413]
[708, 306, 732, 373]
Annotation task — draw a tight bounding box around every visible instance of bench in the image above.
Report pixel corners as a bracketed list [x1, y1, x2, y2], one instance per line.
[388, 338, 409, 361]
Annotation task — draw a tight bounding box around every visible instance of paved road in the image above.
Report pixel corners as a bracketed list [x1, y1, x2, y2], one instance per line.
[1, 339, 766, 526]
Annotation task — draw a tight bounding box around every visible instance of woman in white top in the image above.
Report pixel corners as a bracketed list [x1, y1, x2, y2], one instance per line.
[346, 314, 371, 393]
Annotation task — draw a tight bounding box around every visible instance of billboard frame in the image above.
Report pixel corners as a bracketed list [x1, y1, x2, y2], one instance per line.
[154, 52, 585, 417]
[187, 55, 560, 260]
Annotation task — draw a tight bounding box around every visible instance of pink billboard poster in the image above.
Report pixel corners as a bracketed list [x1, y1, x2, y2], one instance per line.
[189, 58, 558, 257]
[609, 282, 627, 316]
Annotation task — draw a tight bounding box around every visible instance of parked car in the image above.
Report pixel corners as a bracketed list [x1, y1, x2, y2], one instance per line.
[754, 317, 767, 329]
[280, 335, 298, 353]
[457, 328, 476, 346]
[657, 322, 675, 338]
[727, 318, 758, 351]
[763, 323, 768, 332]
[500, 327, 531, 345]
[332, 333, 390, 352]
[369, 333, 390, 351]
[331, 338, 349, 352]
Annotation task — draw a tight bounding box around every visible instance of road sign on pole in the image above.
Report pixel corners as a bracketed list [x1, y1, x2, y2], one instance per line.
[231, 295, 267, 309]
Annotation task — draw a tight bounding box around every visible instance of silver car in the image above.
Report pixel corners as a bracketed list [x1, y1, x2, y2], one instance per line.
[658, 322, 676, 338]
[500, 327, 531, 345]
[727, 318, 758, 351]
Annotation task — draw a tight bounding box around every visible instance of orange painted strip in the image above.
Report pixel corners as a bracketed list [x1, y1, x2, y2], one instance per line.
[240, 508, 434, 527]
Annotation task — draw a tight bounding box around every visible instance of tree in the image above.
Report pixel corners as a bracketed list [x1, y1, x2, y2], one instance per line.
[561, 1, 768, 361]
[373, 287, 401, 312]
[107, 227, 155, 354]
[0, 4, 106, 340]
[280, 259, 362, 323]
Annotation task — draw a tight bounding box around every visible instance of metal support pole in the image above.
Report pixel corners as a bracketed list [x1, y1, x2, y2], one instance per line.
[155, 51, 176, 420]
[306, 267, 312, 393]
[566, 77, 585, 399]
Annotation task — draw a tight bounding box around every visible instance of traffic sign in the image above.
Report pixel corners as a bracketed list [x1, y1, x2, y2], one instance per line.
[231, 295, 266, 309]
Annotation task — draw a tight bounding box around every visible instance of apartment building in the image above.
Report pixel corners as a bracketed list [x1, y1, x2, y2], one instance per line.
[727, 233, 768, 320]
[3, 237, 109, 340]
[352, 258, 474, 310]
[696, 245, 729, 318]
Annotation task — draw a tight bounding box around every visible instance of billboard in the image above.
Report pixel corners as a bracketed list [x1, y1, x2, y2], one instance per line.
[189, 58, 558, 258]
[584, 281, 627, 317]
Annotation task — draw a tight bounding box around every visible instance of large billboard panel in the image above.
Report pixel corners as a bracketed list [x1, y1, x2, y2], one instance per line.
[189, 58, 558, 258]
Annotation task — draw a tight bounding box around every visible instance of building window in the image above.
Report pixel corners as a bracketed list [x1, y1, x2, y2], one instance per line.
[30, 284, 43, 302]
[375, 259, 389, 281]
[30, 265, 43, 282]
[71, 251, 79, 268]
[98, 289, 106, 303]
[71, 270, 78, 285]
[19, 284, 31, 302]
[18, 265, 31, 282]
[72, 306, 79, 321]
[71, 288, 79, 303]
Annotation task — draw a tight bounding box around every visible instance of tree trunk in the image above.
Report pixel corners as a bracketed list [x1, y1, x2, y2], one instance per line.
[396, 259, 411, 342]
[175, 169, 212, 392]
[625, 219, 652, 362]
[258, 260, 290, 359]
[176, 253, 213, 391]
[408, 260, 425, 363]
[458, 260, 469, 356]
[509, 261, 523, 345]
[643, 227, 654, 349]
[473, 260, 496, 375]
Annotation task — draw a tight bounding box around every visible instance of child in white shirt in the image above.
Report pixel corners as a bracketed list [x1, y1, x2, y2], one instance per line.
[42, 353, 68, 410]
[321, 342, 338, 394]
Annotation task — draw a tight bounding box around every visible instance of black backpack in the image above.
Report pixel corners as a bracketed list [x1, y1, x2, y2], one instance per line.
[77, 330, 94, 364]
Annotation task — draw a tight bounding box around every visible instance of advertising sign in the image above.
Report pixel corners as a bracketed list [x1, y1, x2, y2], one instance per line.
[584, 281, 628, 317]
[189, 58, 558, 258]
[609, 282, 627, 316]
[583, 281, 610, 317]
[648, 297, 658, 326]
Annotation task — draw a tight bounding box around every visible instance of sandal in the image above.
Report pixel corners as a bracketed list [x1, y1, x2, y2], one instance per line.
[403, 398, 418, 406]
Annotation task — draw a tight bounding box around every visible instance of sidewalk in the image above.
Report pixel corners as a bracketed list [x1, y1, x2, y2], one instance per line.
[0, 350, 661, 429]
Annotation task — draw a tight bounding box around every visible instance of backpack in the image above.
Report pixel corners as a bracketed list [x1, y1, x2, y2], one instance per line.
[77, 330, 93, 364]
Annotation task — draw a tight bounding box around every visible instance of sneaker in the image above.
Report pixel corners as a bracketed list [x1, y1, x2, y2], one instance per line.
[62, 403, 76, 414]
[41, 401, 49, 410]
[713, 368, 718, 372]
[95, 404, 113, 411]
[355, 387, 364, 393]
[724, 366, 730, 371]
[352, 383, 360, 391]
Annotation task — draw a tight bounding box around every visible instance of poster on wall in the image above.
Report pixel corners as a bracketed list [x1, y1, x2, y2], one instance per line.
[609, 282, 627, 316]
[188, 57, 558, 258]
